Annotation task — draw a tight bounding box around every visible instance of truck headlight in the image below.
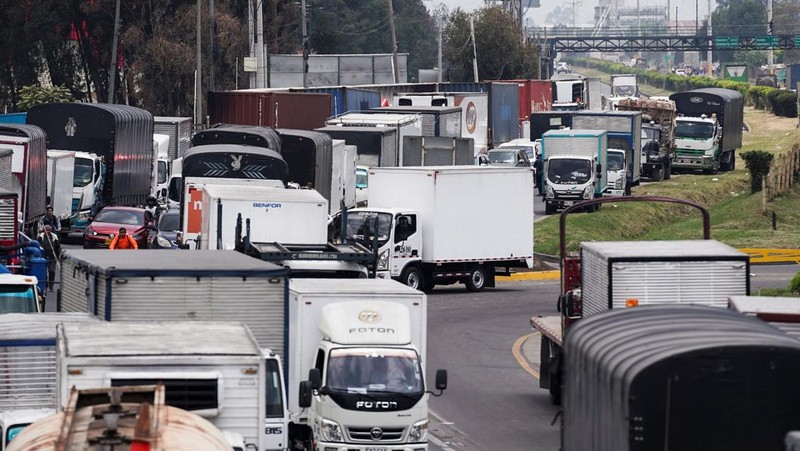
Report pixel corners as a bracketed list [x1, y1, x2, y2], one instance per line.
[408, 419, 428, 442]
[77, 211, 90, 220]
[320, 418, 344, 442]
[545, 185, 555, 199]
[647, 153, 660, 161]
[582, 186, 593, 199]
[377, 249, 390, 270]
[614, 178, 623, 190]
[156, 236, 171, 248]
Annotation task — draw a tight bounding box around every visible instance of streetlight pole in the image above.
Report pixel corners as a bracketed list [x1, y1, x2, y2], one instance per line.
[195, 0, 203, 128]
[107, 0, 121, 103]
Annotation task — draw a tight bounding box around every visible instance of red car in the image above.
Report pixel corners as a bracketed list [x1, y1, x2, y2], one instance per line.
[83, 207, 148, 249]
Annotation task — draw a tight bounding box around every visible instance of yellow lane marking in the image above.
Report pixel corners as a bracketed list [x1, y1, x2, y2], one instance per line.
[512, 332, 540, 380]
[497, 270, 560, 281]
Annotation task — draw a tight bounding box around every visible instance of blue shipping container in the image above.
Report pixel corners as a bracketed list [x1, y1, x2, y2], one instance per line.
[439, 82, 487, 93]
[0, 112, 27, 124]
[294, 87, 380, 117]
[489, 83, 520, 145]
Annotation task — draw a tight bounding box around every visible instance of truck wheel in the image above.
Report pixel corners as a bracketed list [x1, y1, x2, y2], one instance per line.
[422, 280, 436, 293]
[664, 160, 672, 180]
[545, 203, 556, 215]
[400, 267, 424, 291]
[465, 266, 486, 292]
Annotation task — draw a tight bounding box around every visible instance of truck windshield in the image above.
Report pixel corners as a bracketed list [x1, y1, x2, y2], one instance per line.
[344, 211, 392, 247]
[74, 157, 94, 187]
[547, 159, 592, 185]
[327, 348, 423, 394]
[157, 161, 168, 184]
[676, 121, 714, 139]
[6, 423, 29, 444]
[0, 285, 38, 313]
[488, 150, 517, 165]
[612, 85, 635, 96]
[607, 152, 626, 171]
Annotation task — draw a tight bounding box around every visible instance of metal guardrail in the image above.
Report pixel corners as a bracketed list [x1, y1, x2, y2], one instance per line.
[739, 249, 800, 264]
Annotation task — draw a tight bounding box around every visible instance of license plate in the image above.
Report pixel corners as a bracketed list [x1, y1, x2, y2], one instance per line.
[563, 201, 574, 206]
[366, 448, 387, 451]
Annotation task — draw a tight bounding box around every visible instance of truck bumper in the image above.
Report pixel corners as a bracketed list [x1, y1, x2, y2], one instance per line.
[317, 443, 427, 451]
[603, 189, 625, 197]
[673, 155, 713, 169]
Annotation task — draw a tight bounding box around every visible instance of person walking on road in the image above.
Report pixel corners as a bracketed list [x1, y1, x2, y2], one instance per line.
[37, 225, 61, 291]
[39, 206, 61, 234]
[109, 228, 138, 250]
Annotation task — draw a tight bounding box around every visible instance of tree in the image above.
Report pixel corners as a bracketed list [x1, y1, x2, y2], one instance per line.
[712, 0, 767, 64]
[774, 0, 800, 64]
[443, 6, 539, 82]
[17, 85, 74, 111]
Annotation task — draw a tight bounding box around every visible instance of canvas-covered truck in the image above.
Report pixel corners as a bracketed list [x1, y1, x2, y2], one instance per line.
[26, 103, 154, 236]
[0, 124, 47, 235]
[0, 313, 100, 449]
[616, 97, 677, 181]
[331, 166, 534, 292]
[561, 304, 800, 451]
[57, 250, 289, 354]
[288, 279, 447, 451]
[669, 88, 744, 173]
[540, 129, 608, 214]
[531, 197, 750, 405]
[571, 111, 642, 195]
[53, 321, 284, 451]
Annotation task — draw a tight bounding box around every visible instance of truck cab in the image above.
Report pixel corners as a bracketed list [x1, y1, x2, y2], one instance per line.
[541, 129, 608, 214]
[604, 149, 627, 196]
[0, 273, 42, 313]
[69, 151, 105, 235]
[674, 114, 720, 173]
[297, 300, 444, 450]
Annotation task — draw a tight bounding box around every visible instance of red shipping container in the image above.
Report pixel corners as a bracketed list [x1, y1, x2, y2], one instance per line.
[208, 91, 332, 130]
[497, 79, 553, 133]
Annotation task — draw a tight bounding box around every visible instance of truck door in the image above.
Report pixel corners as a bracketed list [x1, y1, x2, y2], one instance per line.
[390, 214, 420, 277]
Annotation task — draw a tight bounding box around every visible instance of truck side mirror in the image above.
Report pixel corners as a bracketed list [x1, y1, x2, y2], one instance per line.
[561, 290, 582, 319]
[308, 368, 322, 390]
[435, 369, 448, 390]
[298, 380, 313, 408]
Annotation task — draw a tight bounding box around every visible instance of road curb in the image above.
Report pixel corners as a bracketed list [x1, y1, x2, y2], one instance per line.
[498, 270, 560, 281]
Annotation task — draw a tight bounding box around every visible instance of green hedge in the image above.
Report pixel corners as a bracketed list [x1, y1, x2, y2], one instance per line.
[567, 57, 798, 118]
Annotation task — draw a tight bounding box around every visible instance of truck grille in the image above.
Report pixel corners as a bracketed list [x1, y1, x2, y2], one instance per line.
[348, 426, 405, 442]
[0, 197, 16, 241]
[677, 148, 705, 156]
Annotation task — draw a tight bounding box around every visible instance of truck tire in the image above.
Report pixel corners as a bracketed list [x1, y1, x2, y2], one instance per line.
[400, 266, 424, 291]
[664, 160, 672, 180]
[545, 202, 556, 215]
[465, 265, 487, 292]
[422, 280, 436, 293]
[720, 151, 734, 172]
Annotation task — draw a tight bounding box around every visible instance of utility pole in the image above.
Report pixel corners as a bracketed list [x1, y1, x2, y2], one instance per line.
[470, 14, 479, 82]
[767, 0, 774, 74]
[248, 0, 255, 88]
[388, 0, 400, 83]
[195, 0, 203, 128]
[564, 0, 582, 33]
[209, 0, 216, 91]
[637, 0, 641, 35]
[302, 0, 309, 88]
[695, 0, 699, 33]
[256, 0, 265, 87]
[437, 26, 443, 83]
[107, 0, 121, 103]
[707, 0, 713, 76]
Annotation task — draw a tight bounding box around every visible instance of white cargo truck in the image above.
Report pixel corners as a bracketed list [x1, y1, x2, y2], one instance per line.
[55, 321, 285, 451]
[57, 249, 290, 355]
[0, 313, 100, 449]
[330, 139, 357, 214]
[541, 129, 609, 214]
[152, 133, 171, 199]
[325, 112, 423, 166]
[332, 166, 534, 291]
[287, 279, 447, 451]
[45, 150, 75, 224]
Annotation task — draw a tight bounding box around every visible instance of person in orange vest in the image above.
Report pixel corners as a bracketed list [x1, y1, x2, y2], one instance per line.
[109, 228, 138, 250]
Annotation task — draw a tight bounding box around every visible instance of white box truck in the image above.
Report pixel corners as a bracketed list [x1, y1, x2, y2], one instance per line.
[330, 139, 357, 214]
[332, 166, 534, 291]
[55, 321, 286, 451]
[57, 249, 290, 356]
[287, 278, 447, 451]
[325, 112, 423, 166]
[45, 150, 75, 224]
[0, 313, 100, 449]
[541, 129, 609, 214]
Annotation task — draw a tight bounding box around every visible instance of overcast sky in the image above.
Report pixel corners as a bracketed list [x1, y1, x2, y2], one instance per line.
[432, 0, 714, 27]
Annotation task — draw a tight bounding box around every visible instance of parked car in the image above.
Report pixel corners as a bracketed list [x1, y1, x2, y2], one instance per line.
[487, 147, 532, 168]
[148, 210, 181, 249]
[83, 206, 148, 249]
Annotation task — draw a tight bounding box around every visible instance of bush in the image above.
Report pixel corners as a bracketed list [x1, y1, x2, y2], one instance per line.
[771, 91, 798, 118]
[740, 150, 774, 193]
[789, 271, 800, 295]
